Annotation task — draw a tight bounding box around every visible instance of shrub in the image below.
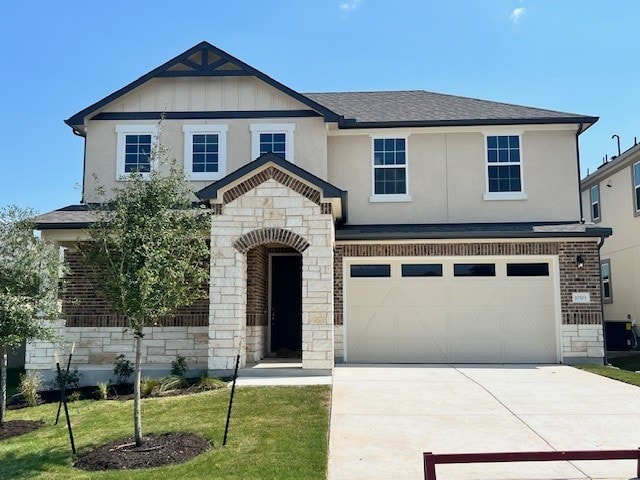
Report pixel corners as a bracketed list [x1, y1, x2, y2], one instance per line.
[199, 374, 227, 391]
[170, 355, 188, 379]
[55, 365, 82, 390]
[141, 377, 161, 397]
[158, 375, 183, 394]
[96, 381, 108, 400]
[18, 372, 42, 407]
[113, 354, 134, 385]
[67, 391, 83, 402]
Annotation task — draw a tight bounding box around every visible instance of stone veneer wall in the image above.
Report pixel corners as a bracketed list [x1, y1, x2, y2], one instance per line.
[209, 172, 334, 371]
[26, 321, 208, 383]
[333, 239, 604, 362]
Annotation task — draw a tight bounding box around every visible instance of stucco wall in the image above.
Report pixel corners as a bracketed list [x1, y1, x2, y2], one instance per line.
[83, 116, 328, 202]
[328, 128, 580, 224]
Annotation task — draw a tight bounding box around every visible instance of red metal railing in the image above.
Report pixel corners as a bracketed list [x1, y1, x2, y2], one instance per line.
[423, 449, 640, 480]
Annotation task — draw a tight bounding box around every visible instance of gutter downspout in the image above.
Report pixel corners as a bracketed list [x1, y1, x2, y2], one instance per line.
[72, 127, 86, 204]
[597, 234, 608, 365]
[575, 122, 586, 222]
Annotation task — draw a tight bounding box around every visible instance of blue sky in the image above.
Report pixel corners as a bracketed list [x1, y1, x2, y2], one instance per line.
[1, 0, 638, 214]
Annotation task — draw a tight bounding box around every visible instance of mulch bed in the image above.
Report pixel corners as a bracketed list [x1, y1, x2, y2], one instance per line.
[74, 432, 210, 471]
[0, 420, 45, 441]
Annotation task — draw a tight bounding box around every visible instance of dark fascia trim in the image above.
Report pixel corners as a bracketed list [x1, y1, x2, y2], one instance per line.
[335, 225, 612, 241]
[36, 222, 92, 230]
[65, 41, 341, 129]
[338, 116, 599, 130]
[91, 110, 322, 121]
[195, 152, 347, 216]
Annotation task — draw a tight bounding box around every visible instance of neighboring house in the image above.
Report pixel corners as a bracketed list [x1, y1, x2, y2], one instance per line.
[29, 41, 611, 380]
[581, 142, 640, 324]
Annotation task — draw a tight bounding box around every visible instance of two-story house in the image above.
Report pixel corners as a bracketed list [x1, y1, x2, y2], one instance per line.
[581, 142, 640, 327]
[29, 41, 610, 381]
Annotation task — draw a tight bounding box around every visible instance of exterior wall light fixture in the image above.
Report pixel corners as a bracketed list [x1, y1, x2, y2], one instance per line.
[576, 255, 585, 269]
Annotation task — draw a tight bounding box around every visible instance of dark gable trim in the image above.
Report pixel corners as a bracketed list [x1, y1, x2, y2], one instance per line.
[91, 110, 322, 121]
[195, 152, 347, 219]
[66, 41, 341, 129]
[338, 116, 599, 130]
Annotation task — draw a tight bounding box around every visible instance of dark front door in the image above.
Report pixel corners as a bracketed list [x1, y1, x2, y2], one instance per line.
[271, 255, 302, 354]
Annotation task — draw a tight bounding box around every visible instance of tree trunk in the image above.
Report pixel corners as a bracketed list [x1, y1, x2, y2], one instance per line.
[134, 331, 143, 446]
[1, 345, 7, 427]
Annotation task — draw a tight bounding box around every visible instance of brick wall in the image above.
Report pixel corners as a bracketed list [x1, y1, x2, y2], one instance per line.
[62, 250, 209, 327]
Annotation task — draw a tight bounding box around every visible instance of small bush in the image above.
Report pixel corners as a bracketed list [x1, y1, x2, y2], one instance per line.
[55, 365, 82, 390]
[67, 391, 83, 402]
[96, 381, 108, 400]
[141, 377, 161, 397]
[199, 374, 227, 391]
[113, 354, 134, 385]
[158, 375, 183, 394]
[18, 372, 42, 407]
[171, 355, 188, 378]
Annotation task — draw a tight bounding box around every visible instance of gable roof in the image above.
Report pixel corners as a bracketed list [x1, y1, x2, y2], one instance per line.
[195, 152, 347, 219]
[65, 41, 341, 130]
[305, 91, 597, 129]
[66, 41, 597, 132]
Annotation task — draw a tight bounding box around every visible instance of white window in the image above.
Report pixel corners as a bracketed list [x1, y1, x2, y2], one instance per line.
[633, 162, 640, 215]
[484, 133, 527, 201]
[182, 125, 228, 181]
[590, 184, 600, 222]
[601, 259, 612, 303]
[250, 123, 295, 162]
[116, 125, 158, 179]
[370, 136, 411, 203]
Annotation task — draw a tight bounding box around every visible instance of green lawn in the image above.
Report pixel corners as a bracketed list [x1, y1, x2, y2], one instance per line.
[575, 353, 640, 388]
[0, 385, 330, 479]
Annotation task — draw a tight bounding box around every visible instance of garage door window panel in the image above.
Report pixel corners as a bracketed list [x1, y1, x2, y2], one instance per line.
[350, 264, 391, 278]
[401, 264, 443, 277]
[507, 263, 550, 277]
[454, 263, 496, 277]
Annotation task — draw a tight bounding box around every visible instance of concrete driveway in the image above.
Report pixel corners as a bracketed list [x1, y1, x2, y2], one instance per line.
[328, 365, 640, 480]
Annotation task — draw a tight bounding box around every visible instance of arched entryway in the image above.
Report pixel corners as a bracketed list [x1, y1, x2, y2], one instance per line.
[236, 228, 309, 362]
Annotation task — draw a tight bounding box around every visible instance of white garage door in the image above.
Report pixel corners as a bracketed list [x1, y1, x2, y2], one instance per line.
[345, 257, 559, 363]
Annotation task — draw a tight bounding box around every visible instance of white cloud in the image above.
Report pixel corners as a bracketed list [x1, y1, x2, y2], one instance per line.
[510, 7, 525, 23]
[339, 0, 363, 13]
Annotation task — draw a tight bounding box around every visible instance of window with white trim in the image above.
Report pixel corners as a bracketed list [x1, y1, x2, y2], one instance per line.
[370, 137, 411, 202]
[250, 123, 295, 161]
[182, 125, 228, 181]
[601, 259, 612, 303]
[116, 125, 157, 179]
[590, 184, 600, 222]
[633, 162, 640, 214]
[484, 134, 527, 200]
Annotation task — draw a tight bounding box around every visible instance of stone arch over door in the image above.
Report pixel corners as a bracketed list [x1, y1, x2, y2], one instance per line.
[234, 227, 310, 253]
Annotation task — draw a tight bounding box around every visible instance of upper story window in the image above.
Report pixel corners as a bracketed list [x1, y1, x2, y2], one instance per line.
[182, 125, 228, 181]
[250, 123, 295, 162]
[370, 137, 411, 203]
[633, 162, 640, 215]
[116, 125, 157, 179]
[484, 134, 527, 201]
[601, 259, 612, 303]
[590, 184, 600, 222]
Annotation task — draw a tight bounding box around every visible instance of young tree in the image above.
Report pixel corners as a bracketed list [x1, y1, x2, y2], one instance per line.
[0, 206, 61, 427]
[81, 145, 210, 446]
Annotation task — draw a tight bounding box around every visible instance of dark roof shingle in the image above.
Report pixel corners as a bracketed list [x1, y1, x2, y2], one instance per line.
[305, 90, 596, 127]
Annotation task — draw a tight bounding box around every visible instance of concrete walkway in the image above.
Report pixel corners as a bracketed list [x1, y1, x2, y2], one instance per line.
[328, 365, 640, 480]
